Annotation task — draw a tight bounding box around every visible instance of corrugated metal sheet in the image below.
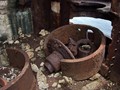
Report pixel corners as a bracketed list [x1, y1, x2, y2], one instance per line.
[8, 8, 33, 37]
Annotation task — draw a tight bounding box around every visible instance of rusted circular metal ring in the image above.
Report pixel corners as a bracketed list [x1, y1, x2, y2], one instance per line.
[44, 24, 106, 80]
[0, 48, 37, 90]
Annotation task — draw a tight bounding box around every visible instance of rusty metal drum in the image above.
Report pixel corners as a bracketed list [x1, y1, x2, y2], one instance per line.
[0, 48, 37, 90]
[44, 24, 106, 80]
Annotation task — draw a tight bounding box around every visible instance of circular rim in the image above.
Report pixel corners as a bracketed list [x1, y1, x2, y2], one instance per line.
[0, 48, 29, 89]
[60, 24, 106, 63]
[44, 24, 105, 63]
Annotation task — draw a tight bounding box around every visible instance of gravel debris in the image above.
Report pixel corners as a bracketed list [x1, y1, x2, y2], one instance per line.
[81, 77, 107, 90]
[89, 73, 101, 81]
[39, 29, 49, 36]
[37, 69, 49, 90]
[18, 28, 25, 38]
[37, 50, 45, 59]
[8, 40, 14, 44]
[40, 40, 44, 46]
[31, 63, 39, 73]
[54, 72, 61, 78]
[57, 84, 61, 88]
[35, 46, 41, 52]
[63, 76, 73, 84]
[48, 73, 54, 78]
[14, 40, 19, 44]
[21, 43, 31, 51]
[25, 34, 31, 38]
[31, 57, 36, 62]
[27, 51, 34, 59]
[40, 62, 44, 67]
[58, 79, 65, 84]
[52, 82, 58, 88]
[0, 66, 21, 82]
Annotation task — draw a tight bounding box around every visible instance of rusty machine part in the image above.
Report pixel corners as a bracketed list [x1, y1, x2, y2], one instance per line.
[44, 24, 106, 80]
[0, 48, 37, 90]
[100, 0, 120, 84]
[45, 38, 75, 73]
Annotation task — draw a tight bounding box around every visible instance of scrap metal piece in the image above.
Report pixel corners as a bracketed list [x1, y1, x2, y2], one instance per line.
[45, 38, 75, 73]
[48, 38, 75, 59]
[45, 51, 63, 73]
[0, 48, 37, 90]
[44, 24, 106, 80]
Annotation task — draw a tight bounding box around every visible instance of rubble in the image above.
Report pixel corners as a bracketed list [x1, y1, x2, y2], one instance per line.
[31, 63, 39, 73]
[58, 79, 66, 84]
[54, 73, 61, 78]
[37, 50, 45, 59]
[26, 34, 31, 38]
[52, 82, 58, 88]
[48, 73, 54, 78]
[89, 73, 101, 81]
[18, 28, 26, 38]
[14, 40, 20, 44]
[39, 29, 49, 36]
[81, 77, 108, 90]
[0, 66, 21, 82]
[31, 57, 36, 62]
[8, 40, 14, 44]
[63, 76, 73, 84]
[40, 39, 44, 49]
[35, 46, 41, 52]
[40, 62, 44, 67]
[37, 69, 49, 90]
[57, 84, 61, 88]
[40, 67, 46, 72]
[21, 43, 35, 59]
[27, 51, 34, 59]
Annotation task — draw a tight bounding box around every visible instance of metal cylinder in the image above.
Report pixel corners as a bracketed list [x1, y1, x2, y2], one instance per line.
[0, 48, 37, 90]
